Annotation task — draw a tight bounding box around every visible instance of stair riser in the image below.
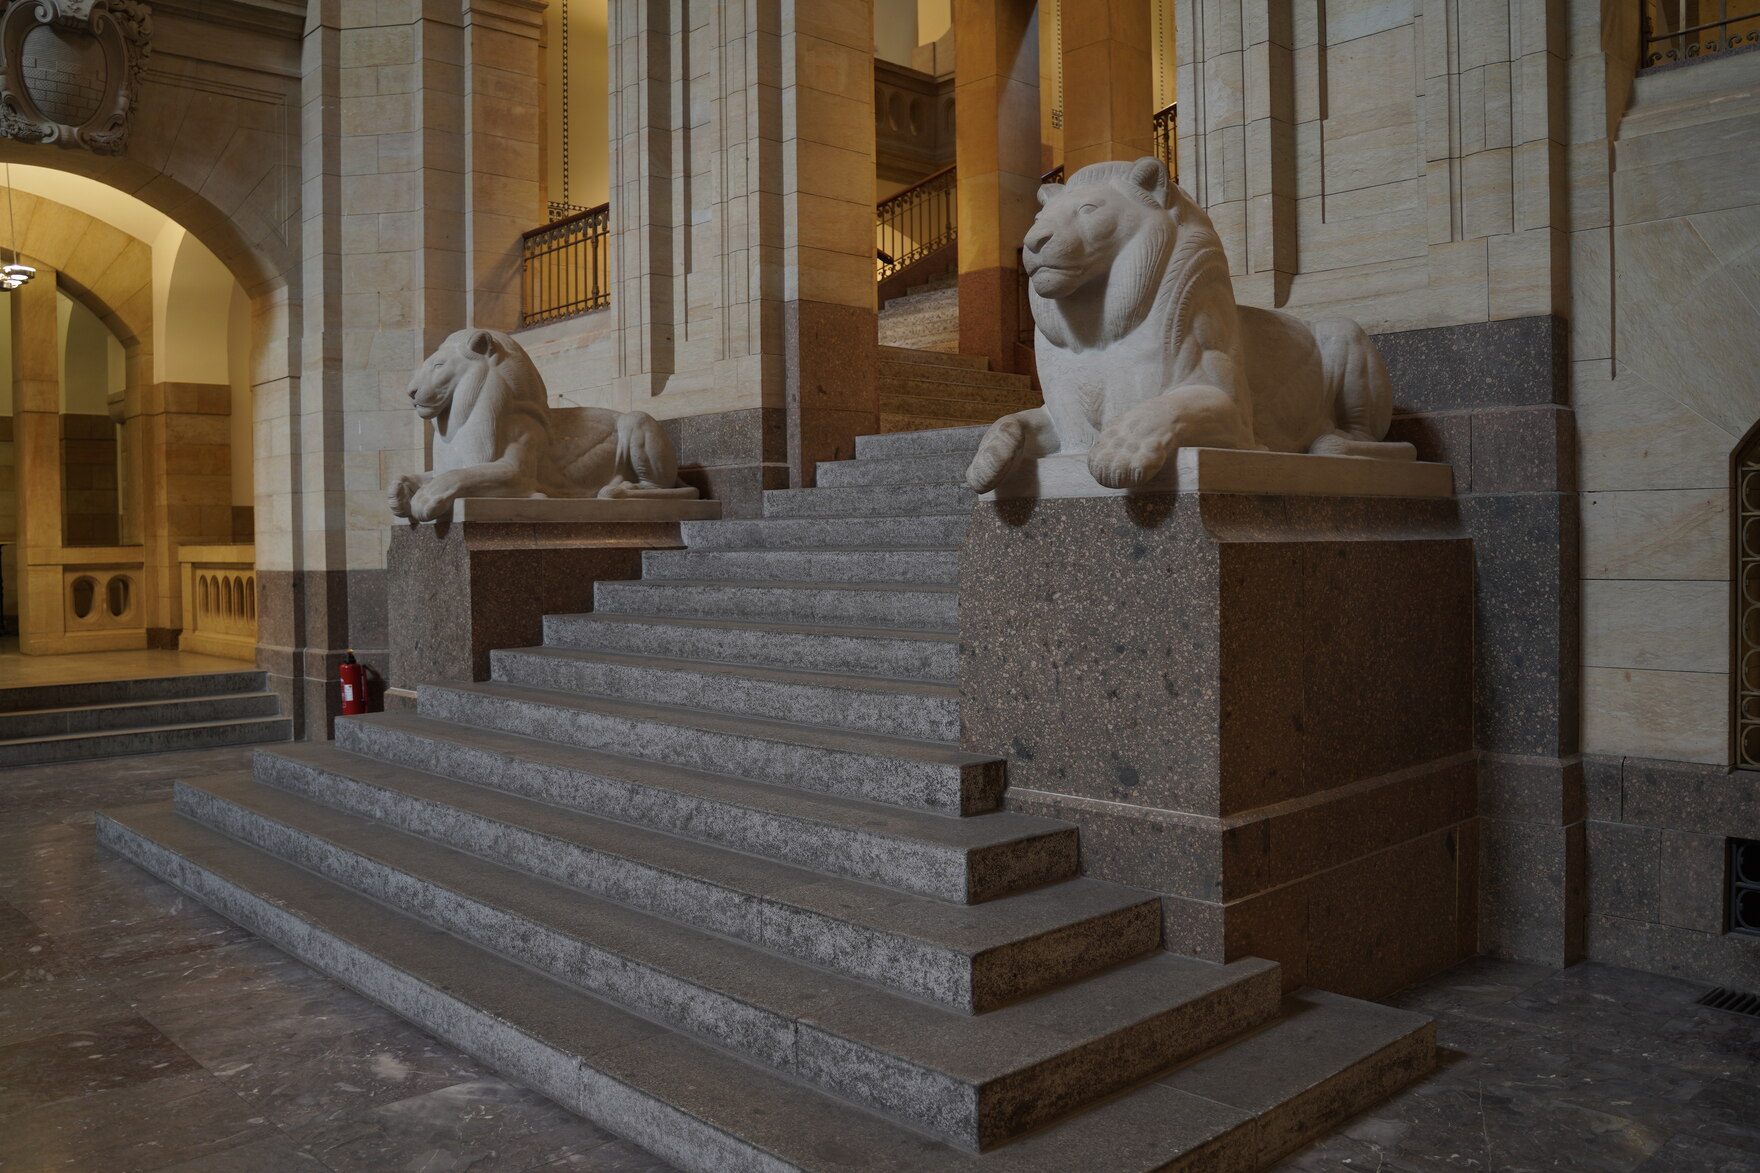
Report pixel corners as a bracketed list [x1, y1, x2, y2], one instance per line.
[876, 364, 1038, 393]
[679, 514, 970, 551]
[275, 737, 1068, 903]
[415, 687, 998, 815]
[764, 482, 975, 519]
[0, 719, 291, 767]
[541, 617, 961, 683]
[812, 452, 974, 489]
[853, 426, 987, 459]
[880, 394, 1038, 421]
[640, 548, 959, 587]
[0, 694, 280, 741]
[93, 816, 765, 1173]
[0, 672, 270, 714]
[877, 347, 988, 371]
[877, 381, 1042, 413]
[593, 581, 959, 631]
[180, 780, 1024, 1012]
[488, 651, 959, 741]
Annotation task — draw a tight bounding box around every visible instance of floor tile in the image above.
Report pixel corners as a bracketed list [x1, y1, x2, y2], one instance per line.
[0, 1016, 202, 1117]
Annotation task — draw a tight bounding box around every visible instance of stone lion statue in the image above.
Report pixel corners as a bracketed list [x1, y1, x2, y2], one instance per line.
[388, 328, 698, 523]
[968, 157, 1414, 493]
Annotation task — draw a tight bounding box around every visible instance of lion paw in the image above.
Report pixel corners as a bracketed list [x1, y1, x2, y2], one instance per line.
[387, 476, 419, 519]
[1087, 426, 1173, 489]
[967, 416, 1028, 493]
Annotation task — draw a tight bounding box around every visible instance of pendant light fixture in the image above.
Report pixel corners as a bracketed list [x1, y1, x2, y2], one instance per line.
[2, 163, 35, 291]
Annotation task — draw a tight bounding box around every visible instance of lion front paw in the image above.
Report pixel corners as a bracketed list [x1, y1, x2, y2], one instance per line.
[387, 476, 419, 519]
[1087, 423, 1173, 489]
[967, 416, 1029, 493]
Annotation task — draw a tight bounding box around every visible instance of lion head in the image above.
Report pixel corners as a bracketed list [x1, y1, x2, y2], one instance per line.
[406, 328, 547, 441]
[1025, 156, 1235, 359]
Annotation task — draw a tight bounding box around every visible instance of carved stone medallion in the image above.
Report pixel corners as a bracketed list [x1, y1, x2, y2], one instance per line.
[0, 0, 152, 155]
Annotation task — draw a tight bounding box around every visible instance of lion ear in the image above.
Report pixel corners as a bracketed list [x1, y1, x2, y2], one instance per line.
[1128, 157, 1169, 206]
[1037, 182, 1065, 207]
[463, 329, 499, 358]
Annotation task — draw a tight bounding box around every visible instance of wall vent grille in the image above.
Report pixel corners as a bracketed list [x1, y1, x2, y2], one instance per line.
[1694, 986, 1760, 1018]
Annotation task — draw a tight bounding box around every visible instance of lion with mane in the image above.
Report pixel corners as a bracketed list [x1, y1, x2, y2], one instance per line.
[967, 157, 1413, 493]
[388, 328, 697, 524]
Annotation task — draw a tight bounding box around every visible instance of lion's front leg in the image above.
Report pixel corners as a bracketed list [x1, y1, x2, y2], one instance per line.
[1088, 386, 1250, 489]
[406, 462, 542, 523]
[967, 407, 1062, 493]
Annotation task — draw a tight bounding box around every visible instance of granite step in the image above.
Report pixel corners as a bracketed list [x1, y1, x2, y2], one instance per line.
[679, 512, 970, 551]
[640, 547, 959, 587]
[415, 681, 1000, 814]
[814, 450, 974, 488]
[876, 378, 1044, 410]
[880, 285, 957, 316]
[592, 578, 960, 629]
[274, 729, 1073, 902]
[159, 776, 1272, 1149]
[540, 614, 961, 681]
[877, 363, 1037, 393]
[98, 804, 1436, 1172]
[855, 424, 988, 459]
[0, 670, 269, 714]
[488, 646, 959, 740]
[0, 715, 292, 766]
[176, 772, 1159, 1012]
[880, 393, 1038, 423]
[0, 692, 282, 741]
[878, 346, 989, 372]
[763, 481, 977, 519]
[880, 413, 999, 434]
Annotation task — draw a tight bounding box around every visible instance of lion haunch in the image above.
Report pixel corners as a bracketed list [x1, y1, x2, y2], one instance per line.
[388, 329, 698, 524]
[967, 157, 1415, 494]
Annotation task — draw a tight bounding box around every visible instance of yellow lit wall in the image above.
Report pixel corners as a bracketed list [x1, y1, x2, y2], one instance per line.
[544, 0, 609, 212]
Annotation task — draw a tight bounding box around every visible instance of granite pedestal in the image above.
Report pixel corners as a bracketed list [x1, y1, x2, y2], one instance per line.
[961, 453, 1476, 999]
[388, 500, 713, 697]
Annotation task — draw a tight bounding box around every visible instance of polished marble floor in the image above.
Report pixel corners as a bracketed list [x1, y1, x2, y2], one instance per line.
[0, 645, 253, 690]
[0, 747, 1755, 1172]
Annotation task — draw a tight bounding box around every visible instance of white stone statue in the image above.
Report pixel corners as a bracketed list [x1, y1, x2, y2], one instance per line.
[967, 158, 1414, 494]
[388, 328, 698, 523]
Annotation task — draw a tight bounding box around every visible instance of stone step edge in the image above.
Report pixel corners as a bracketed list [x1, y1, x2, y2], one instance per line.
[544, 611, 961, 644]
[179, 772, 1158, 1012]
[0, 692, 281, 720]
[0, 671, 268, 713]
[490, 645, 959, 698]
[97, 806, 1435, 1173]
[158, 778, 1275, 1148]
[0, 715, 291, 749]
[271, 730, 1069, 904]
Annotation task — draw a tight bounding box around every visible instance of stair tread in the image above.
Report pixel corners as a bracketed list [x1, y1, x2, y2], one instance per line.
[0, 692, 279, 720]
[297, 718, 1031, 851]
[174, 772, 1270, 1081]
[422, 680, 991, 767]
[101, 804, 1431, 1172]
[553, 611, 959, 645]
[493, 645, 958, 697]
[605, 578, 961, 595]
[0, 671, 268, 713]
[0, 715, 290, 747]
[195, 763, 1153, 958]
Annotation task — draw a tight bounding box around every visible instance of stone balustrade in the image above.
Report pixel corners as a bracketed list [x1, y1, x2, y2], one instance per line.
[177, 545, 257, 661]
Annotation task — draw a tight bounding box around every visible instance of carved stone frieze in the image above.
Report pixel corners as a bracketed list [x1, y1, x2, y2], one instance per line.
[0, 0, 152, 155]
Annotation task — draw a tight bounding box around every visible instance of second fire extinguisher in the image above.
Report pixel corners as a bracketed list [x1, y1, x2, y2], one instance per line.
[339, 649, 367, 715]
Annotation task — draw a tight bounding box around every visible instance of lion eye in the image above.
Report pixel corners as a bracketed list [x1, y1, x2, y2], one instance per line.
[1078, 204, 1097, 214]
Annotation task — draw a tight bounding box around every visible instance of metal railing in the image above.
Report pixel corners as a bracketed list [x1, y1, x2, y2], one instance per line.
[1041, 165, 1065, 185]
[1153, 102, 1178, 181]
[876, 164, 956, 282]
[1643, 0, 1760, 64]
[520, 202, 611, 327]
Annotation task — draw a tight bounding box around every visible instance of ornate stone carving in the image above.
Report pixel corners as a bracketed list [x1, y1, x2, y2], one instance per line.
[967, 157, 1415, 495]
[388, 328, 701, 525]
[0, 0, 152, 155]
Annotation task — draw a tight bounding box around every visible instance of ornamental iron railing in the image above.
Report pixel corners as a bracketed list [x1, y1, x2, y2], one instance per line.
[1153, 102, 1178, 181]
[520, 202, 611, 327]
[1734, 431, 1760, 767]
[1643, 0, 1760, 64]
[876, 164, 956, 282]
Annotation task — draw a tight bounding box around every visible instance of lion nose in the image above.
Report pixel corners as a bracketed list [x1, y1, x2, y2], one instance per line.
[1024, 224, 1051, 253]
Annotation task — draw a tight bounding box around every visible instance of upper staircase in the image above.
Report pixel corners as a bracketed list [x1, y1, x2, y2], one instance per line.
[97, 424, 1433, 1171]
[877, 345, 1041, 435]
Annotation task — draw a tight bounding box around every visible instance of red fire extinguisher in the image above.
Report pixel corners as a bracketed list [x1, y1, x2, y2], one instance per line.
[339, 650, 368, 716]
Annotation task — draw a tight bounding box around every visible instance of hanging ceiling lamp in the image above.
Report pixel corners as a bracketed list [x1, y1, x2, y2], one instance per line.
[2, 163, 34, 291]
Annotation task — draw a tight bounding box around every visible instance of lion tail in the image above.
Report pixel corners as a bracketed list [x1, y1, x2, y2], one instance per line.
[1312, 318, 1393, 441]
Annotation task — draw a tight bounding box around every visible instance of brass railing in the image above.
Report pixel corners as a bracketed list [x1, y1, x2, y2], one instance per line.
[520, 202, 611, 327]
[876, 164, 957, 281]
[1643, 0, 1760, 63]
[1153, 102, 1178, 181]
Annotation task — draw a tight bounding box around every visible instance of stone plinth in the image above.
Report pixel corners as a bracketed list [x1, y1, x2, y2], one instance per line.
[388, 509, 691, 695]
[960, 485, 1476, 1000]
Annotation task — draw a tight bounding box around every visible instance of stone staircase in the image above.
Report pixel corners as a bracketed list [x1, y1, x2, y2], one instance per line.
[0, 671, 290, 766]
[878, 347, 1041, 435]
[878, 273, 960, 352]
[96, 425, 1433, 1172]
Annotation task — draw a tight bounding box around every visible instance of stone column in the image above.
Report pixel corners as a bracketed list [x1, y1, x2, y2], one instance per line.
[953, 0, 1039, 374]
[462, 0, 544, 331]
[780, 0, 879, 485]
[132, 381, 236, 644]
[1059, 0, 1154, 170]
[11, 269, 62, 654]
